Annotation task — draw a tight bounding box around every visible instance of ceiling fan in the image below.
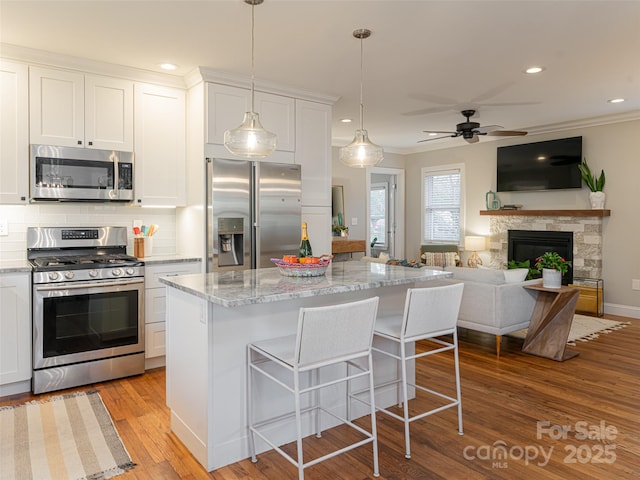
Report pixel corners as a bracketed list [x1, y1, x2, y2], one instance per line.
[419, 109, 528, 144]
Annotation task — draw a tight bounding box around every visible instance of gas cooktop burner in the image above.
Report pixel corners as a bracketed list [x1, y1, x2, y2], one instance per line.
[31, 254, 142, 270]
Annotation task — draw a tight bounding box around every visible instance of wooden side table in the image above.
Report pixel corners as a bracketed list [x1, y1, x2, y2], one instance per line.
[522, 285, 580, 361]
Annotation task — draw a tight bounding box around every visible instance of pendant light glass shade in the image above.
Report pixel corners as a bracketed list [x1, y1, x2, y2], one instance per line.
[340, 28, 383, 168]
[224, 112, 276, 158]
[224, 0, 276, 158]
[340, 129, 384, 167]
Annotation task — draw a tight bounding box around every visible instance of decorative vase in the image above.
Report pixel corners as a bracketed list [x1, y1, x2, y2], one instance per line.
[340, 230, 349, 238]
[542, 268, 562, 289]
[589, 191, 606, 209]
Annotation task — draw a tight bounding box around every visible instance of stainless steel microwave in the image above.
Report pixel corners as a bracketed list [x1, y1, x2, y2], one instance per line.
[30, 144, 134, 202]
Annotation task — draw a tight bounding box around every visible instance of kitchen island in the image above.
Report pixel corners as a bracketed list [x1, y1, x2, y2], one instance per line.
[160, 261, 452, 472]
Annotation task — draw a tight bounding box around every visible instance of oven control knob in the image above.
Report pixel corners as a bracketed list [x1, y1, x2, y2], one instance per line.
[48, 272, 59, 281]
[125, 267, 135, 276]
[112, 268, 123, 277]
[89, 269, 99, 278]
[64, 271, 74, 280]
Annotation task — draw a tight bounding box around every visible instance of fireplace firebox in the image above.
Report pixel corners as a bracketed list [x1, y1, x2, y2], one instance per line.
[508, 230, 573, 285]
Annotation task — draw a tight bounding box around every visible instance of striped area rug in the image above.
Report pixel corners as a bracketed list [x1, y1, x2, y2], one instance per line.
[0, 390, 134, 480]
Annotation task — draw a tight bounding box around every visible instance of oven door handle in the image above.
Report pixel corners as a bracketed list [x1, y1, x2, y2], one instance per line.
[35, 278, 144, 291]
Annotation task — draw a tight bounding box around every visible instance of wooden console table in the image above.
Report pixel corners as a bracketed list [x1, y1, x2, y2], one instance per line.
[331, 238, 366, 255]
[522, 285, 580, 361]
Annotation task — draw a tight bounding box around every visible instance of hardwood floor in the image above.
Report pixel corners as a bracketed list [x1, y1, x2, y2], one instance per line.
[2, 314, 638, 479]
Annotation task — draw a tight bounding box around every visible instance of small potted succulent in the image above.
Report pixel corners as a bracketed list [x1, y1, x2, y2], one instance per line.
[332, 224, 349, 237]
[534, 252, 571, 288]
[578, 158, 606, 209]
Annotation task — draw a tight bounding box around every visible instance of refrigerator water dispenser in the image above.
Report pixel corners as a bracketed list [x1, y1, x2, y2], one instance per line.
[217, 218, 244, 267]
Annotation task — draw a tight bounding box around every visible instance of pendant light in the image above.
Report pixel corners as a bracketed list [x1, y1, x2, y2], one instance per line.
[224, 0, 276, 158]
[340, 28, 384, 168]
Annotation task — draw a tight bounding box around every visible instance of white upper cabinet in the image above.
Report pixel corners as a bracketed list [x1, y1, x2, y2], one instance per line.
[29, 66, 133, 151]
[206, 83, 295, 152]
[295, 99, 332, 207]
[84, 75, 134, 150]
[0, 60, 29, 204]
[134, 83, 186, 206]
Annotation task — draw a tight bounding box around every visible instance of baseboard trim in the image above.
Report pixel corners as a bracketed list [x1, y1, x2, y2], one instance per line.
[604, 302, 640, 319]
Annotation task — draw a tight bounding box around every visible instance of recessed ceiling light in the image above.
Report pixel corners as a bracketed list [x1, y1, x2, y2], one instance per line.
[524, 66, 544, 74]
[340, 118, 352, 123]
[608, 98, 625, 104]
[159, 63, 178, 71]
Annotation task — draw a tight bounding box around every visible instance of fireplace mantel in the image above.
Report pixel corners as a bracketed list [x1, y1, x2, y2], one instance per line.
[480, 209, 611, 217]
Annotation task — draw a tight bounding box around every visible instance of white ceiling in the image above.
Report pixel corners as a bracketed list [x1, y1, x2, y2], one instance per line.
[2, 0, 639, 153]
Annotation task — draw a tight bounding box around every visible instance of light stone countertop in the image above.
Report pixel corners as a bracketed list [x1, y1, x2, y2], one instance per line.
[159, 261, 452, 307]
[0, 260, 32, 273]
[140, 255, 202, 266]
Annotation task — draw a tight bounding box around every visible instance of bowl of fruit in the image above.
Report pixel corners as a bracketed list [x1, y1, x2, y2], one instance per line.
[271, 255, 332, 277]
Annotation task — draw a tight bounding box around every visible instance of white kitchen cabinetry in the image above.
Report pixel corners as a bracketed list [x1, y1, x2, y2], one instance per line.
[29, 66, 133, 150]
[206, 83, 295, 152]
[0, 60, 29, 204]
[295, 99, 332, 207]
[134, 83, 186, 206]
[144, 261, 201, 367]
[0, 272, 31, 395]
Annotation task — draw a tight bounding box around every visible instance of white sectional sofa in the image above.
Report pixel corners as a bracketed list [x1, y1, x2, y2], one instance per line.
[439, 266, 541, 355]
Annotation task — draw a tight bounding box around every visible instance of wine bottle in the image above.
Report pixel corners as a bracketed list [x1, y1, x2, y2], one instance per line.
[299, 222, 313, 258]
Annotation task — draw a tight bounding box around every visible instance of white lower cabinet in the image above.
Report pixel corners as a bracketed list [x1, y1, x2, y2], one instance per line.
[144, 261, 200, 366]
[0, 272, 31, 395]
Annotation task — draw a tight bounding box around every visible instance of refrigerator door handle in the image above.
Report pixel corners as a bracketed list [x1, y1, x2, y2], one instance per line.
[252, 162, 260, 269]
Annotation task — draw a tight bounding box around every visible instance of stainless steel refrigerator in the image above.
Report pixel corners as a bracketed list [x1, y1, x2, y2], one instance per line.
[206, 157, 302, 272]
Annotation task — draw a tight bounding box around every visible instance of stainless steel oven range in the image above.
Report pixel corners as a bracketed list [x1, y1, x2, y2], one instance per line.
[28, 226, 145, 394]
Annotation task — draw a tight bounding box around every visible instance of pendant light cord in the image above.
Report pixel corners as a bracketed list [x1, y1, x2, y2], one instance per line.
[250, 2, 256, 113]
[359, 34, 364, 131]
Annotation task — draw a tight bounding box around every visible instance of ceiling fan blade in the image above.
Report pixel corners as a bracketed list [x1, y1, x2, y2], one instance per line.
[417, 135, 456, 143]
[403, 105, 454, 116]
[475, 124, 503, 134]
[465, 135, 480, 144]
[422, 130, 457, 135]
[487, 130, 528, 137]
[469, 81, 516, 103]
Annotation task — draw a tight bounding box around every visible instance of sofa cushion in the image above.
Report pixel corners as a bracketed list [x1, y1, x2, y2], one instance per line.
[444, 266, 506, 284]
[503, 268, 529, 283]
[421, 251, 459, 268]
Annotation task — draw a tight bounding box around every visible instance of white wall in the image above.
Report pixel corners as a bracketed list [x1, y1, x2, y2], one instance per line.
[404, 119, 640, 314]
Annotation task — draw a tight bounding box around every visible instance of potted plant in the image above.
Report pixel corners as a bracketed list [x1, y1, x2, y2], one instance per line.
[578, 158, 606, 209]
[534, 252, 571, 288]
[332, 224, 349, 237]
[506, 259, 539, 280]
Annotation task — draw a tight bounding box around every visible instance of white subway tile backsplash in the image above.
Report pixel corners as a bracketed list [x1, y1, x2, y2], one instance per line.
[0, 204, 178, 259]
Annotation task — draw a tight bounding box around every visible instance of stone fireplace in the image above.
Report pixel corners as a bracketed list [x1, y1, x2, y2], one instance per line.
[485, 211, 606, 280]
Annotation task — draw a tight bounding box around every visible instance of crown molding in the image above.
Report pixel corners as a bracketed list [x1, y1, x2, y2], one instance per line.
[190, 66, 339, 105]
[0, 43, 186, 88]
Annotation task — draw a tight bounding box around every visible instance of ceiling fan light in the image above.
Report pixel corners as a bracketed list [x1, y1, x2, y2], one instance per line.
[340, 130, 384, 168]
[224, 112, 277, 158]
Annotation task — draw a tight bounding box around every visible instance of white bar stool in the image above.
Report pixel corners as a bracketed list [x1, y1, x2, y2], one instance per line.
[247, 297, 381, 480]
[371, 283, 464, 459]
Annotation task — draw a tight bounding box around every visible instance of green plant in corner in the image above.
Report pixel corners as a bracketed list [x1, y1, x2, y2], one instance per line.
[534, 252, 572, 275]
[578, 158, 605, 192]
[332, 224, 349, 234]
[506, 259, 539, 280]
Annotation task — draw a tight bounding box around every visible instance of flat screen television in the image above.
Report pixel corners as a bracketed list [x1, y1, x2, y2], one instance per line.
[497, 136, 582, 192]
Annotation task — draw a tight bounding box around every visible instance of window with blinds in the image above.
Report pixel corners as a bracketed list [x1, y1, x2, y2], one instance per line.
[422, 166, 463, 244]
